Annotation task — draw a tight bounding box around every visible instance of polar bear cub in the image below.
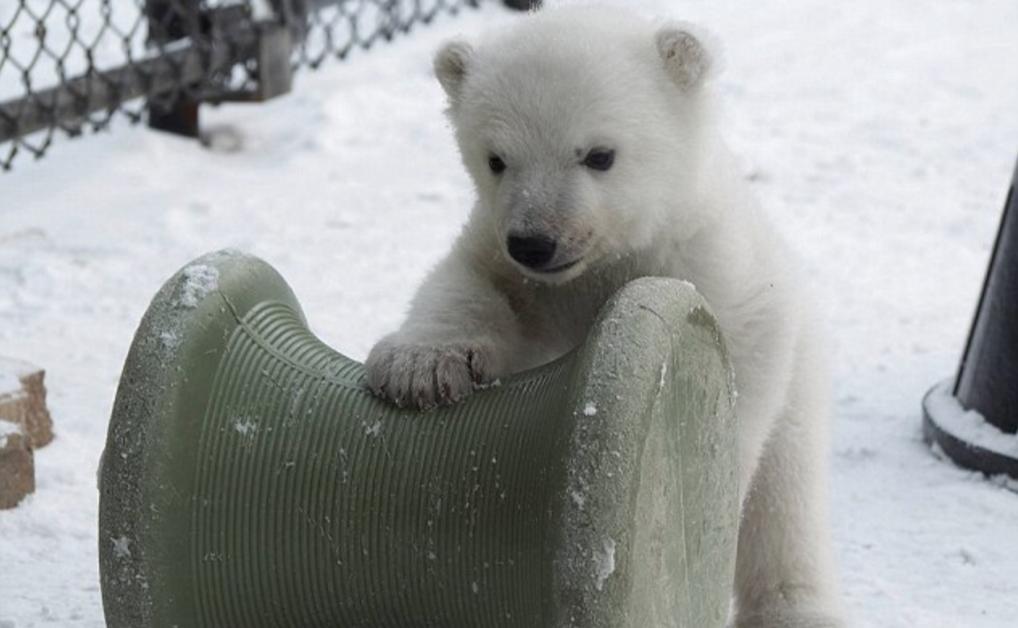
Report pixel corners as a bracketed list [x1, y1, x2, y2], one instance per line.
[365, 5, 845, 627]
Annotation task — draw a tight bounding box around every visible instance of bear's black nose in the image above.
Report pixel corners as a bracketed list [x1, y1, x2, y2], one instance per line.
[507, 234, 557, 269]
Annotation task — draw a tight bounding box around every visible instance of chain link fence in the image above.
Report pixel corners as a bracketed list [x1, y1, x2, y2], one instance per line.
[0, 0, 537, 171]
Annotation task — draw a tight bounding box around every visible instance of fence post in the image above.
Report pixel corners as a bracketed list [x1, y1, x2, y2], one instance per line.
[503, 0, 542, 10]
[146, 0, 203, 137]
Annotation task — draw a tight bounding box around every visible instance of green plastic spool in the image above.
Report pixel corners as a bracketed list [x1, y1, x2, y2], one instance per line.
[98, 250, 738, 627]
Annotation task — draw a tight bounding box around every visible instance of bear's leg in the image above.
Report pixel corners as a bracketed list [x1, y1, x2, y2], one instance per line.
[732, 355, 846, 628]
[365, 251, 528, 409]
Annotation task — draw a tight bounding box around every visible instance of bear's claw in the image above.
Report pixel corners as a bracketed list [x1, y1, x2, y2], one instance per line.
[364, 336, 497, 410]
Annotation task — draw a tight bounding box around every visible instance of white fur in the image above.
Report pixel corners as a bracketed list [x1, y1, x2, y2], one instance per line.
[366, 5, 845, 626]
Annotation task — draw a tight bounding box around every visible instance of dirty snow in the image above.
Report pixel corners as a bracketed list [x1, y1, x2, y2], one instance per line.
[2, 0, 1018, 626]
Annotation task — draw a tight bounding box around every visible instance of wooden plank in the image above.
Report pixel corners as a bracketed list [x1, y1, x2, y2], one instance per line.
[0, 423, 34, 508]
[0, 357, 54, 448]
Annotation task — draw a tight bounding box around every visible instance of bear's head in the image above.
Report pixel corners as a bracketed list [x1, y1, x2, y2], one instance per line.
[435, 6, 719, 284]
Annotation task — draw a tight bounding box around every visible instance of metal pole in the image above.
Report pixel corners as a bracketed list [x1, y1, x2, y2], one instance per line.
[954, 159, 1018, 431]
[923, 155, 1018, 478]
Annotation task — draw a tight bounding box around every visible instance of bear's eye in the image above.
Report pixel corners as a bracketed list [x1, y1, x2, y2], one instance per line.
[488, 155, 507, 175]
[583, 149, 615, 172]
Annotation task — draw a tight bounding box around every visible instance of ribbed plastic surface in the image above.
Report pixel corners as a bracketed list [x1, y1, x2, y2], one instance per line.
[194, 301, 571, 626]
[99, 250, 738, 628]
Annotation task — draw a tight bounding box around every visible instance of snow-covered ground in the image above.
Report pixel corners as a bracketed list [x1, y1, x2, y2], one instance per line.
[2, 0, 1018, 625]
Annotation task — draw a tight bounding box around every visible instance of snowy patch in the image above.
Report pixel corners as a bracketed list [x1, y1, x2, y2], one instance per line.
[594, 537, 616, 591]
[988, 474, 1018, 493]
[658, 362, 668, 391]
[570, 489, 586, 509]
[582, 402, 598, 417]
[726, 364, 738, 401]
[364, 420, 382, 438]
[159, 330, 181, 351]
[0, 420, 23, 447]
[926, 381, 1018, 458]
[0, 357, 33, 382]
[177, 264, 220, 308]
[0, 371, 23, 393]
[111, 536, 132, 559]
[233, 417, 258, 437]
[473, 378, 502, 391]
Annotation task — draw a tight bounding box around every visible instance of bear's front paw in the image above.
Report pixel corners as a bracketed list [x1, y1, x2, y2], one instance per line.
[364, 336, 500, 410]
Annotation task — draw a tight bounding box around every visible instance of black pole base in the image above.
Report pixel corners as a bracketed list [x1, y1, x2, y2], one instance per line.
[503, 0, 542, 10]
[922, 379, 1018, 480]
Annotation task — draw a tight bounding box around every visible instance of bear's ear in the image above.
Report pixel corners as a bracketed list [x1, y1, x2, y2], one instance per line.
[655, 25, 714, 90]
[434, 39, 474, 102]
